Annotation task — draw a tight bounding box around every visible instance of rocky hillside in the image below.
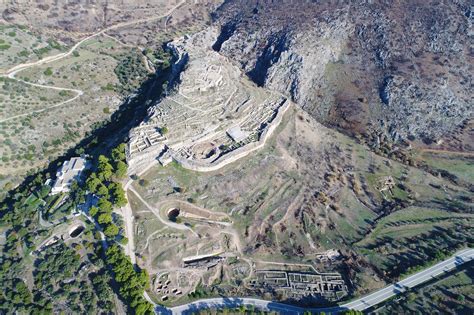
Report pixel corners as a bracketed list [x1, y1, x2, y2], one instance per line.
[1, 0, 220, 45]
[212, 0, 472, 148]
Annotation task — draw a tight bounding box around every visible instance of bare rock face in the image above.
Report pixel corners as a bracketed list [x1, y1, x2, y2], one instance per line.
[212, 0, 473, 146]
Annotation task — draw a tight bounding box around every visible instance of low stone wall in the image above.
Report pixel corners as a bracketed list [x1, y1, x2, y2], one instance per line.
[172, 99, 291, 172]
[127, 98, 291, 175]
[127, 143, 166, 175]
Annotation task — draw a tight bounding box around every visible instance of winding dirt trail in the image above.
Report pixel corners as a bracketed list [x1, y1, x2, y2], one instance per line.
[128, 186, 198, 236]
[0, 77, 84, 123]
[0, 0, 186, 123]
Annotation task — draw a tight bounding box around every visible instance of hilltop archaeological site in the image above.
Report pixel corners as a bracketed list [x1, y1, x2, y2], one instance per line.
[0, 1, 472, 314]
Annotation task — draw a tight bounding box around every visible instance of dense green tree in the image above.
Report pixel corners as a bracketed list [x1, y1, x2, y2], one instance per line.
[90, 273, 112, 301]
[86, 174, 101, 193]
[14, 280, 32, 305]
[89, 206, 99, 217]
[43, 68, 53, 76]
[111, 143, 127, 162]
[114, 160, 128, 179]
[97, 184, 109, 198]
[98, 213, 112, 225]
[105, 245, 153, 314]
[104, 224, 119, 238]
[97, 155, 114, 181]
[97, 198, 113, 214]
[110, 182, 127, 207]
[35, 243, 81, 288]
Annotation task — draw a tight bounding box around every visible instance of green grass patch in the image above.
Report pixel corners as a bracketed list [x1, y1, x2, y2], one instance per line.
[162, 161, 201, 188]
[43, 67, 53, 76]
[421, 153, 474, 184]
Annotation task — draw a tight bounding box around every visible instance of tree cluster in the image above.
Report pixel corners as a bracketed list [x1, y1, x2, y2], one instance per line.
[114, 51, 149, 94]
[0, 139, 150, 314]
[0, 238, 111, 314]
[106, 244, 154, 315]
[86, 143, 128, 238]
[90, 272, 114, 312]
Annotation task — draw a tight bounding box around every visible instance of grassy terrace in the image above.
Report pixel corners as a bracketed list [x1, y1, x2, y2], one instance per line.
[418, 151, 474, 183]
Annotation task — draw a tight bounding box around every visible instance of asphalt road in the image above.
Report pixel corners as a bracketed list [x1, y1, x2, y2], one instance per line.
[164, 248, 474, 314]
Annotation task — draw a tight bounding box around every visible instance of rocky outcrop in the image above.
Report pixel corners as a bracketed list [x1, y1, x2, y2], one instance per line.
[212, 0, 473, 146]
[127, 28, 291, 173]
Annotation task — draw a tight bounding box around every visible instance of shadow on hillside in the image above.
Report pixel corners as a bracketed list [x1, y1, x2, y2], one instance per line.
[1, 47, 179, 210]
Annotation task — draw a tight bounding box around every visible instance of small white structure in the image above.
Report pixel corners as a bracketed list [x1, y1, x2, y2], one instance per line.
[51, 157, 89, 194]
[226, 126, 248, 143]
[158, 146, 174, 166]
[316, 249, 342, 262]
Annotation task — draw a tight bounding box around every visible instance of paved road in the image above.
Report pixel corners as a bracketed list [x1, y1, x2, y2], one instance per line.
[165, 248, 474, 314]
[343, 248, 473, 311]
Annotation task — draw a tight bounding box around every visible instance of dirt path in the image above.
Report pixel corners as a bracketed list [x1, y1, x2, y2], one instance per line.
[3, 0, 185, 75]
[143, 227, 168, 252]
[120, 200, 137, 264]
[121, 146, 174, 264]
[127, 185, 255, 283]
[128, 186, 199, 236]
[0, 78, 83, 123]
[271, 187, 304, 247]
[0, 0, 187, 123]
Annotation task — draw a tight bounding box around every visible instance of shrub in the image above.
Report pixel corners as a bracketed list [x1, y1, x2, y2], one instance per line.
[101, 83, 115, 91]
[43, 68, 53, 76]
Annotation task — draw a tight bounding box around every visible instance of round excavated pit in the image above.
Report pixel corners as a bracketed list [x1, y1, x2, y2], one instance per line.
[69, 225, 85, 238]
[167, 208, 180, 222]
[193, 142, 217, 159]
